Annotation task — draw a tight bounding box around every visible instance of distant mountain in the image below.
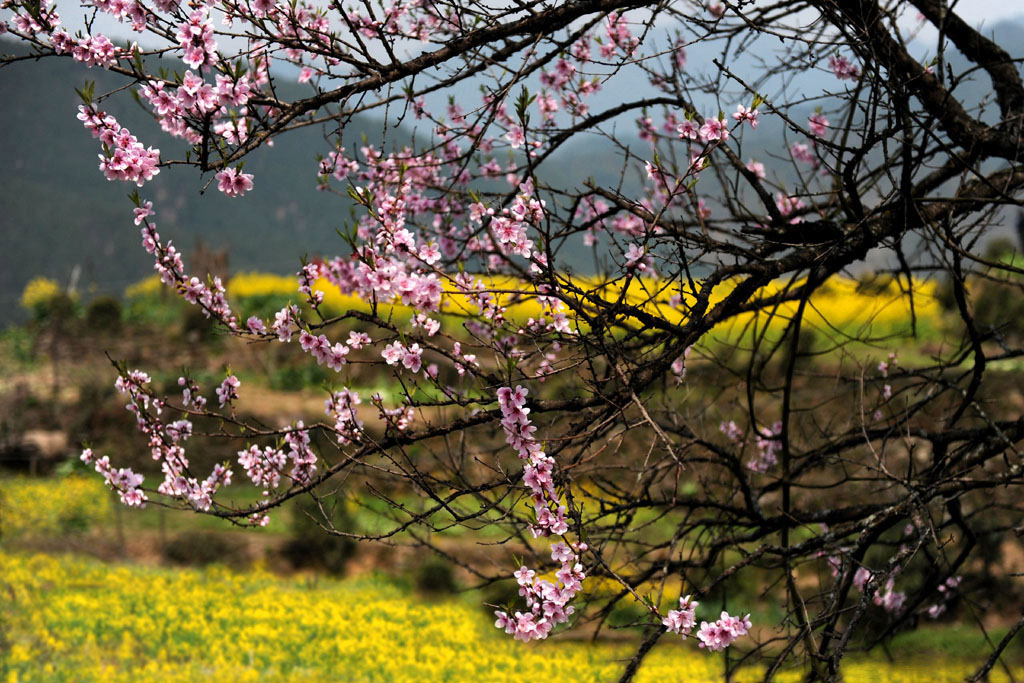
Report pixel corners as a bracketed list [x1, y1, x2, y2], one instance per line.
[0, 39, 387, 325]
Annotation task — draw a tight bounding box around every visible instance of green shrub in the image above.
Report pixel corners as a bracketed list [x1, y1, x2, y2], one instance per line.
[162, 530, 248, 567]
[413, 558, 460, 596]
[182, 305, 217, 341]
[85, 296, 123, 332]
[281, 496, 358, 575]
[235, 293, 293, 321]
[971, 276, 1024, 340]
[269, 363, 332, 391]
[479, 579, 520, 617]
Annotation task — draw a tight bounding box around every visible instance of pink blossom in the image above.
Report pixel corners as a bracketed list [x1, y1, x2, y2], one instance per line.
[133, 201, 154, 225]
[176, 10, 217, 70]
[246, 316, 267, 334]
[732, 104, 759, 129]
[776, 193, 806, 221]
[689, 151, 707, 175]
[505, 126, 526, 149]
[791, 142, 815, 164]
[720, 420, 743, 443]
[853, 567, 871, 591]
[828, 54, 861, 81]
[216, 167, 254, 197]
[78, 106, 161, 187]
[697, 199, 711, 220]
[809, 112, 829, 137]
[326, 343, 350, 371]
[874, 577, 906, 613]
[604, 12, 639, 57]
[625, 243, 647, 270]
[550, 542, 573, 563]
[401, 343, 423, 373]
[514, 566, 536, 586]
[663, 595, 699, 637]
[699, 115, 729, 142]
[677, 119, 699, 140]
[749, 421, 782, 473]
[382, 341, 404, 365]
[216, 374, 240, 407]
[673, 37, 687, 70]
[746, 160, 766, 179]
[348, 331, 372, 349]
[697, 611, 751, 651]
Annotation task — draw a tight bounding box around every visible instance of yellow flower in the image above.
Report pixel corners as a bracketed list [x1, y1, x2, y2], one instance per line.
[19, 277, 62, 312]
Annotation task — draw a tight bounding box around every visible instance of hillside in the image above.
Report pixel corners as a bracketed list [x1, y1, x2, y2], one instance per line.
[0, 40, 386, 324]
[2, 16, 1022, 325]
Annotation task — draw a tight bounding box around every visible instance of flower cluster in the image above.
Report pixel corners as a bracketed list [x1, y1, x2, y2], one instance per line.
[216, 167, 254, 197]
[926, 575, 962, 619]
[137, 205, 239, 330]
[828, 54, 861, 81]
[325, 388, 364, 445]
[52, 31, 128, 69]
[176, 10, 217, 70]
[852, 566, 906, 614]
[284, 422, 318, 484]
[663, 596, 751, 651]
[7, 0, 60, 35]
[498, 386, 568, 537]
[494, 540, 587, 642]
[493, 385, 588, 641]
[720, 419, 781, 472]
[177, 376, 208, 409]
[86, 0, 149, 30]
[602, 12, 639, 58]
[751, 421, 782, 473]
[77, 105, 160, 187]
[775, 192, 806, 222]
[874, 576, 907, 613]
[109, 368, 236, 512]
[662, 594, 699, 636]
[695, 612, 752, 651]
[139, 70, 254, 146]
[381, 340, 423, 373]
[237, 444, 286, 494]
[80, 447, 147, 507]
[732, 104, 760, 129]
[300, 330, 351, 371]
[216, 374, 240, 407]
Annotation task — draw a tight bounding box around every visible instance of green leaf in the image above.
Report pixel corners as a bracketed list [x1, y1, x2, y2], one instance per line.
[514, 86, 536, 122]
[75, 80, 95, 105]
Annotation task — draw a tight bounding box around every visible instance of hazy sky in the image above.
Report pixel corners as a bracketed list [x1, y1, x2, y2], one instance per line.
[951, 2, 1023, 23]
[912, 2, 1023, 40]
[6, 1, 1021, 45]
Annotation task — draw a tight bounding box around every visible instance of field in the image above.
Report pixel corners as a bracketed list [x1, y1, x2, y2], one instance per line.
[3, 268, 1023, 682]
[3, 549, 1021, 683]
[122, 268, 949, 345]
[2, 478, 1023, 682]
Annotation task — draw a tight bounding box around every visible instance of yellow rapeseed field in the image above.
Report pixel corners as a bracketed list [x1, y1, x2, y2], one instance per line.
[2, 551, 1014, 682]
[127, 270, 944, 343]
[0, 477, 112, 540]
